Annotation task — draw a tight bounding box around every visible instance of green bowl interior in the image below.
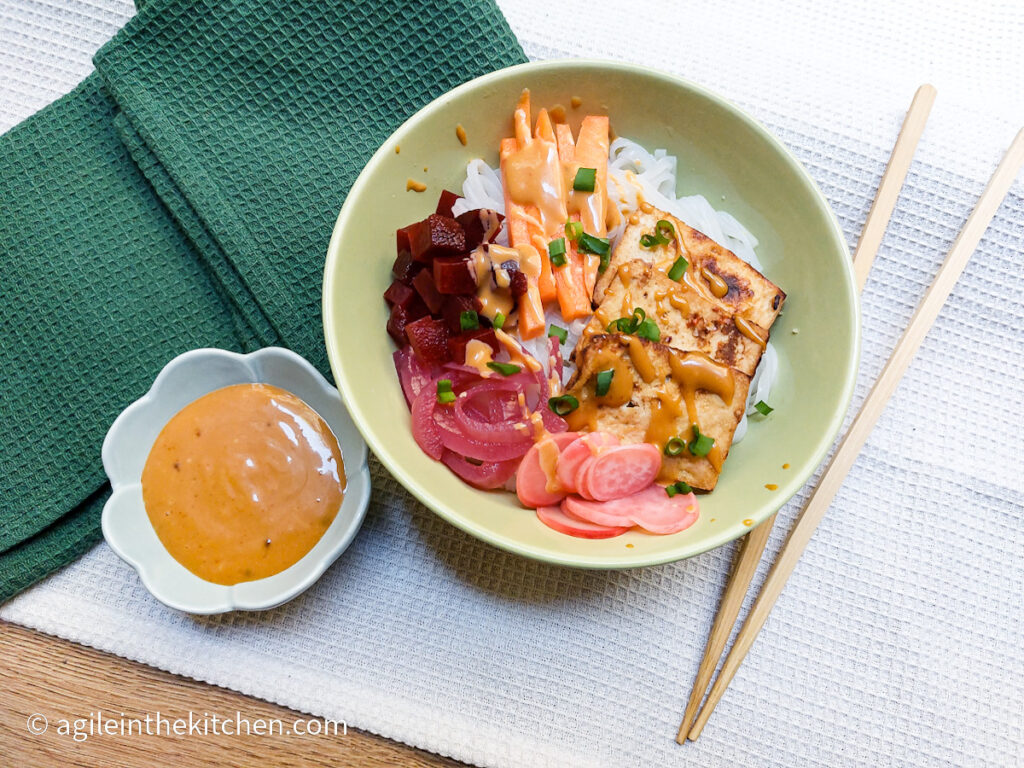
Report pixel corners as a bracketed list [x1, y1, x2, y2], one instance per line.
[323, 60, 858, 568]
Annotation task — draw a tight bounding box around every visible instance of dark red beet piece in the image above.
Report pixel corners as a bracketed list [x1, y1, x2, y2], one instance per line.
[411, 269, 444, 314]
[397, 223, 414, 254]
[435, 189, 462, 218]
[392, 249, 420, 283]
[405, 316, 451, 365]
[387, 305, 411, 345]
[456, 209, 504, 251]
[384, 280, 416, 308]
[409, 214, 466, 263]
[508, 267, 528, 298]
[433, 256, 477, 295]
[386, 290, 430, 343]
[441, 295, 483, 334]
[448, 328, 500, 361]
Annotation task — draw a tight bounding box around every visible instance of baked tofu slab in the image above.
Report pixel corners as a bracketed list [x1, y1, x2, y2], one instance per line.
[565, 334, 750, 491]
[585, 259, 768, 376]
[595, 209, 785, 330]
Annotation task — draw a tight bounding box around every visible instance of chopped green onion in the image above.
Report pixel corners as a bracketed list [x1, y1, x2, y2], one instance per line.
[664, 480, 693, 497]
[689, 426, 715, 457]
[578, 232, 610, 256]
[487, 361, 521, 376]
[595, 369, 614, 397]
[548, 324, 568, 344]
[667, 255, 688, 282]
[460, 310, 479, 331]
[664, 436, 686, 456]
[572, 167, 597, 192]
[548, 394, 579, 416]
[605, 307, 658, 341]
[548, 237, 566, 268]
[635, 318, 660, 342]
[753, 400, 774, 416]
[564, 220, 583, 241]
[493, 312, 506, 330]
[598, 250, 611, 273]
[437, 378, 455, 404]
[640, 219, 678, 249]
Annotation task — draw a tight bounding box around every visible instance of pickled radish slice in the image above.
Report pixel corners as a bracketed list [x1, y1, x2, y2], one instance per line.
[515, 432, 580, 508]
[556, 432, 620, 494]
[625, 486, 700, 534]
[579, 443, 662, 501]
[562, 495, 634, 527]
[536, 505, 630, 539]
[563, 484, 700, 533]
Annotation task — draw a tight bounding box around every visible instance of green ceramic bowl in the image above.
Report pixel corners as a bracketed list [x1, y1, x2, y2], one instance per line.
[323, 60, 859, 568]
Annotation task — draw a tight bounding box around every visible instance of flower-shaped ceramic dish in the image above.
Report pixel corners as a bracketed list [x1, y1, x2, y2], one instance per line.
[323, 59, 859, 568]
[101, 347, 370, 613]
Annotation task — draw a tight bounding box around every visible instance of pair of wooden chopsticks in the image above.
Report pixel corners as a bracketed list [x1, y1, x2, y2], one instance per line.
[679, 85, 1024, 742]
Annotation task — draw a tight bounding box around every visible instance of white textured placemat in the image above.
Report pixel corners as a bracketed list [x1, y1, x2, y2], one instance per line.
[3, 1, 1022, 766]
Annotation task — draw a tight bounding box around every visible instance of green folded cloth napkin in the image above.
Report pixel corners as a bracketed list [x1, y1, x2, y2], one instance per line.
[0, 0, 526, 601]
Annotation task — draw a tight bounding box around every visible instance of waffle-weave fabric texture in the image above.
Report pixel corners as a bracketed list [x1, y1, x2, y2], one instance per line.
[2, 1, 1022, 767]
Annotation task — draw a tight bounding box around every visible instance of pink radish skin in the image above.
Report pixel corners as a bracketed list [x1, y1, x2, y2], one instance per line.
[626, 486, 700, 534]
[563, 484, 700, 533]
[515, 432, 580, 508]
[556, 432, 619, 494]
[536, 505, 630, 539]
[562, 495, 635, 527]
[580, 443, 662, 501]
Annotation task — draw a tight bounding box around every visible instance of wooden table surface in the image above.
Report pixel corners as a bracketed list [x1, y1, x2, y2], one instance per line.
[0, 621, 462, 767]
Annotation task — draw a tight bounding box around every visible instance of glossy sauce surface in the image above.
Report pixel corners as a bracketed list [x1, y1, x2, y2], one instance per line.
[142, 384, 345, 585]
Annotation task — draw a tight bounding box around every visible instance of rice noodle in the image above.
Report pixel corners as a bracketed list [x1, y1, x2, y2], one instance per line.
[455, 137, 779, 443]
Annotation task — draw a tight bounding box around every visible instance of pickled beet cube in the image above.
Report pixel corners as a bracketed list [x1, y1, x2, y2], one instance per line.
[384, 280, 415, 308]
[392, 249, 421, 283]
[456, 208, 504, 251]
[396, 223, 413, 254]
[405, 316, 451, 365]
[448, 328, 500, 361]
[387, 304, 411, 345]
[435, 189, 462, 218]
[441, 295, 483, 334]
[411, 269, 444, 314]
[433, 256, 477, 295]
[409, 214, 466, 262]
[508, 267, 528, 298]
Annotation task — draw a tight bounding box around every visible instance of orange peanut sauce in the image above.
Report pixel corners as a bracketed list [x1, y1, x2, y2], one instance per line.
[141, 383, 345, 585]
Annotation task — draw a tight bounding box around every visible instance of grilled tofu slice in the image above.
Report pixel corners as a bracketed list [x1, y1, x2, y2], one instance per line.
[594, 209, 785, 329]
[565, 334, 750, 491]
[583, 259, 769, 376]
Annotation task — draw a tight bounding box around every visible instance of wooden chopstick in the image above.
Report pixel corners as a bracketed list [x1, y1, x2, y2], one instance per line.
[675, 512, 776, 742]
[676, 85, 936, 743]
[853, 85, 937, 289]
[688, 126, 1024, 740]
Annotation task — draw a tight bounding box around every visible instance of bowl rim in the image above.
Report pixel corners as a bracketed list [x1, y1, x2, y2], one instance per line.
[100, 346, 371, 612]
[322, 58, 860, 569]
